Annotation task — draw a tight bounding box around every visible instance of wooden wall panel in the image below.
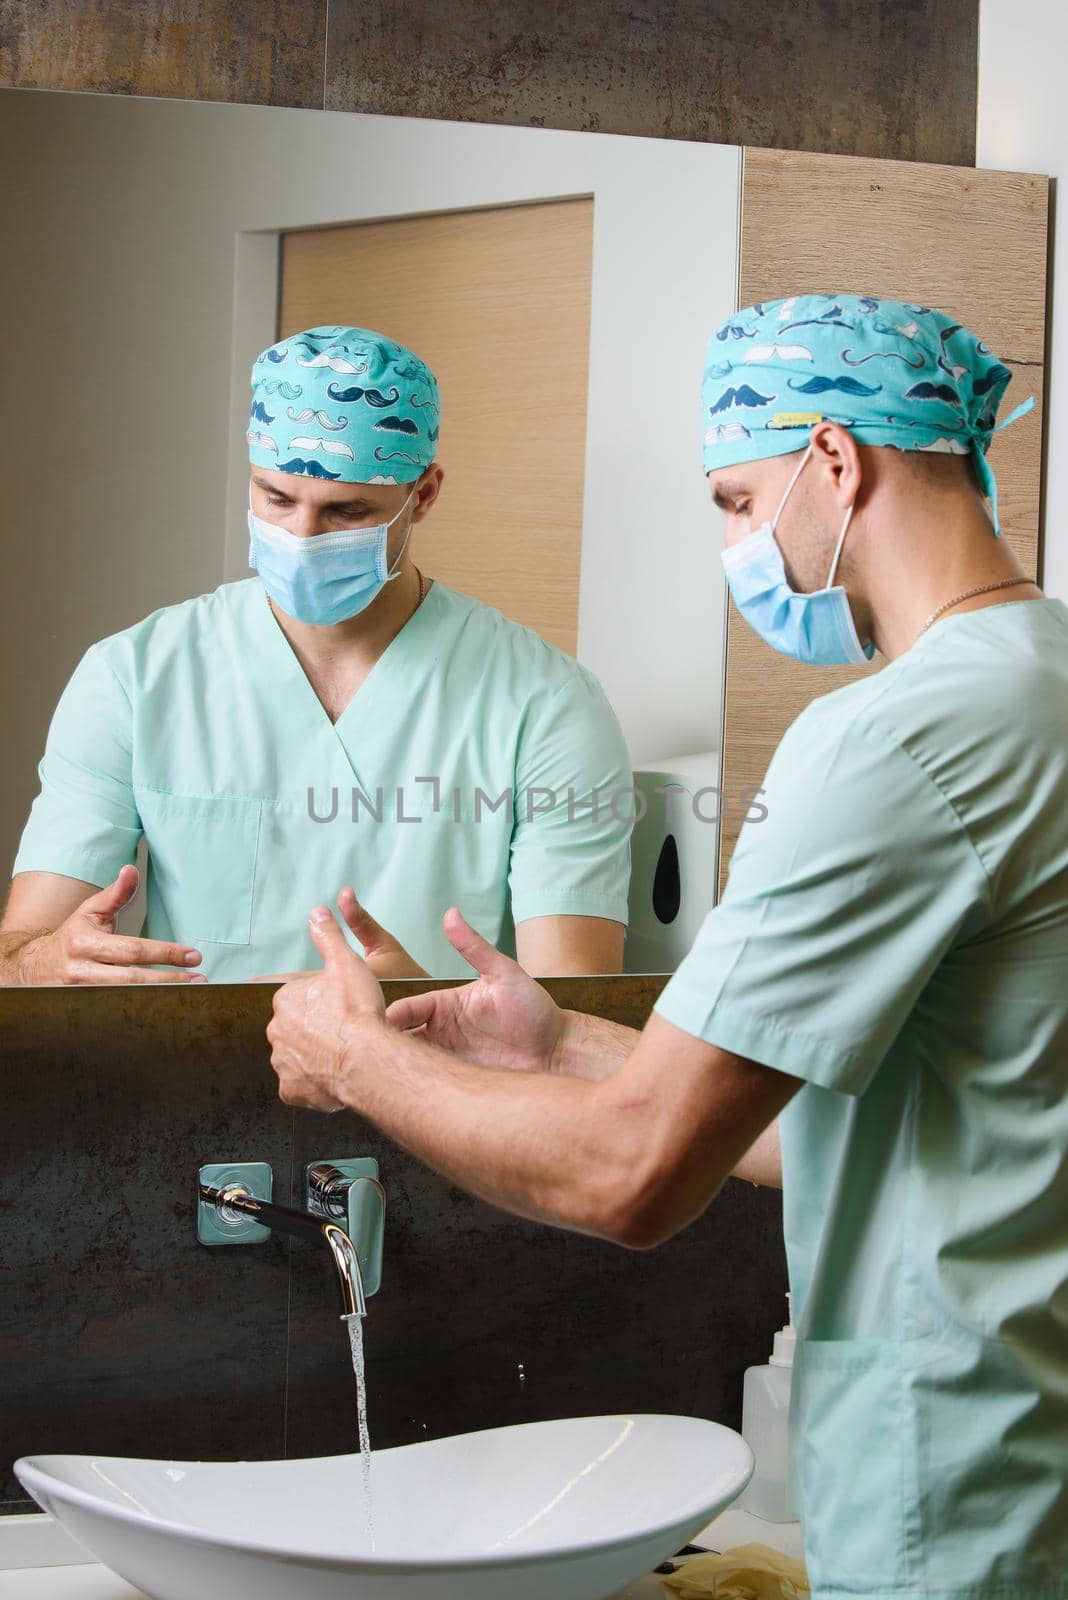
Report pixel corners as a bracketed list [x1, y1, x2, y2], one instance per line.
[718, 147, 1049, 893]
[279, 200, 593, 654]
[0, 2, 978, 168]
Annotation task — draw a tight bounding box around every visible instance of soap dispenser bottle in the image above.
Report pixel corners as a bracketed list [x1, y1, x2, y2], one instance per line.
[736, 1293, 798, 1522]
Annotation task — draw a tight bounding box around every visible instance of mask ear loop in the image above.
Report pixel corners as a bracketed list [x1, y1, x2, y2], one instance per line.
[825, 500, 856, 589]
[771, 444, 814, 532]
[385, 487, 418, 581]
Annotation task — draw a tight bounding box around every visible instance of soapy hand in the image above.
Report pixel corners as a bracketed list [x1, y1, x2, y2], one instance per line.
[267, 904, 386, 1113]
[384, 906, 567, 1073]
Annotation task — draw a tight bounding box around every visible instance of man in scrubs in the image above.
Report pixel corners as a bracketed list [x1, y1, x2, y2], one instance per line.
[0, 327, 632, 983]
[267, 296, 1068, 1596]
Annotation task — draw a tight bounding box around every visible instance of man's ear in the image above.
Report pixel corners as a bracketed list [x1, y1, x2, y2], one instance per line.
[814, 421, 863, 505]
[412, 465, 443, 520]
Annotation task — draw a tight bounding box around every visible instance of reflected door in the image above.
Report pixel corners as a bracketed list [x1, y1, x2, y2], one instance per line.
[278, 200, 594, 655]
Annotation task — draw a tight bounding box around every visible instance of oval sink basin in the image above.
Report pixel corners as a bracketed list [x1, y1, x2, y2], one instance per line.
[16, 1413, 753, 1600]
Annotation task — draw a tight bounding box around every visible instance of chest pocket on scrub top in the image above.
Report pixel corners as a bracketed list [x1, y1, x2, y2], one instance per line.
[134, 790, 263, 947]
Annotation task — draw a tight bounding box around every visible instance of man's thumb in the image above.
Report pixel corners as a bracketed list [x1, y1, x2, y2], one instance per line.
[442, 906, 514, 979]
[83, 864, 139, 920]
[337, 886, 390, 952]
[308, 905, 353, 968]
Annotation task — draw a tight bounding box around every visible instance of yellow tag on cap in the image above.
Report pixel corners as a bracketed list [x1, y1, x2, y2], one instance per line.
[770, 411, 824, 427]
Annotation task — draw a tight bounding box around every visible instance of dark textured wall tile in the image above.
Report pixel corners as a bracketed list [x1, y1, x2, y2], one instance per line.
[285, 1110, 787, 1460]
[0, 987, 294, 1510]
[325, 0, 978, 165]
[0, 1, 980, 165]
[0, 0, 327, 107]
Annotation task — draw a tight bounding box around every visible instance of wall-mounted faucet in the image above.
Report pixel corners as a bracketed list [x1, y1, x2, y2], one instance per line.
[197, 1160, 385, 1320]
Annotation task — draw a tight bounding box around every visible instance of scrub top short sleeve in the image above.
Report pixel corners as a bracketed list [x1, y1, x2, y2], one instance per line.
[507, 666, 633, 928]
[653, 705, 991, 1095]
[13, 640, 142, 886]
[651, 601, 1068, 1599]
[10, 580, 634, 977]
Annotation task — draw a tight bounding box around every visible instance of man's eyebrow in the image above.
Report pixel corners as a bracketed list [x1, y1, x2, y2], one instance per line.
[251, 476, 376, 509]
[711, 479, 748, 510]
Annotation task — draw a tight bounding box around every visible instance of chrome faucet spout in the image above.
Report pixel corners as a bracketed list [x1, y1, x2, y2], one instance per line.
[321, 1221, 367, 1318]
[198, 1182, 367, 1318]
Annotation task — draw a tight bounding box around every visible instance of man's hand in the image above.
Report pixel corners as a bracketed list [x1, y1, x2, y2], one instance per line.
[13, 866, 205, 985]
[267, 905, 387, 1111]
[384, 906, 569, 1073]
[246, 885, 430, 983]
[336, 886, 431, 979]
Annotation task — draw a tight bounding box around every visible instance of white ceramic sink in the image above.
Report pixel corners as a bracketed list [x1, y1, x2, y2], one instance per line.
[16, 1413, 753, 1600]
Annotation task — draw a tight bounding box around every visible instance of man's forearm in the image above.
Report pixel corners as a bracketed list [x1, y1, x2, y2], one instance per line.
[550, 1009, 782, 1187]
[338, 1016, 640, 1242]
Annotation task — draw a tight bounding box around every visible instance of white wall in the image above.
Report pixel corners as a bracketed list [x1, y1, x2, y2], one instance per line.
[1, 87, 740, 873]
[977, 0, 1063, 600]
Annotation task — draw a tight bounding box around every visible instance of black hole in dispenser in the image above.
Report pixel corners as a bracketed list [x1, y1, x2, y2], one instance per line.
[652, 834, 681, 925]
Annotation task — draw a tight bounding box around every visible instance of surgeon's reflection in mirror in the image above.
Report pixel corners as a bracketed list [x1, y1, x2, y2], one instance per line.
[0, 327, 632, 984]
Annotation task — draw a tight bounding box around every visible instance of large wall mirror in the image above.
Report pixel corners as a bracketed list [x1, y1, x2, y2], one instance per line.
[0, 89, 1047, 988]
[1, 86, 741, 985]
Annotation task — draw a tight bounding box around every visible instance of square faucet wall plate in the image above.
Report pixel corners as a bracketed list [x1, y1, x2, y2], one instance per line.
[197, 1161, 273, 1245]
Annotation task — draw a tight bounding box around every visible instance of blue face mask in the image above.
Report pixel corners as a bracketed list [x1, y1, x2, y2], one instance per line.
[719, 445, 875, 666]
[248, 487, 416, 626]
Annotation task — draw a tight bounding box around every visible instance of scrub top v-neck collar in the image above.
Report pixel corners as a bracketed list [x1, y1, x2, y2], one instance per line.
[245, 576, 441, 786]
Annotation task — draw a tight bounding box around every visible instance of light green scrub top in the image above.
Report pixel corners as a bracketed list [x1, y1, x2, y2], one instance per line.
[655, 598, 1068, 1600]
[14, 579, 633, 979]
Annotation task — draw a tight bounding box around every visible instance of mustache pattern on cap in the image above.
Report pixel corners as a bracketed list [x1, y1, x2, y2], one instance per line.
[326, 384, 401, 407]
[276, 458, 342, 478]
[288, 436, 356, 459]
[295, 352, 370, 375]
[286, 407, 349, 431]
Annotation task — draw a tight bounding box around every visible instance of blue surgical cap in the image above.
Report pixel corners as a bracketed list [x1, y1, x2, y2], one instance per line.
[248, 326, 440, 485]
[702, 293, 1035, 535]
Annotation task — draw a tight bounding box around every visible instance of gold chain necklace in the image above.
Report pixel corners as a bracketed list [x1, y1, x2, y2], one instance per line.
[919, 576, 1034, 635]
